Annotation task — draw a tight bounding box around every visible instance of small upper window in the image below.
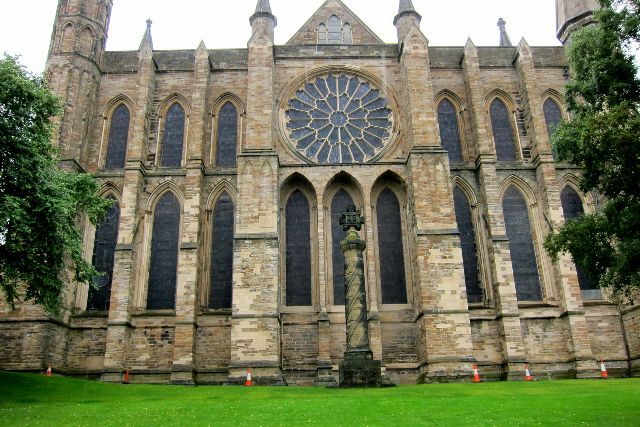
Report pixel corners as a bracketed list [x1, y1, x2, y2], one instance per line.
[317, 15, 353, 45]
[317, 24, 328, 44]
[161, 103, 185, 168]
[105, 104, 130, 170]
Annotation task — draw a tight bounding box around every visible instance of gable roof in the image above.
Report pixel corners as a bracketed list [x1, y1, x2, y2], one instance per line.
[286, 0, 384, 45]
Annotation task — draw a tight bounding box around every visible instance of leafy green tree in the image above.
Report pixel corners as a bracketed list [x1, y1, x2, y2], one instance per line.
[545, 0, 640, 300]
[0, 55, 111, 315]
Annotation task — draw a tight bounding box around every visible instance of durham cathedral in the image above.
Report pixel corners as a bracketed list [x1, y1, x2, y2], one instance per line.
[0, 0, 638, 385]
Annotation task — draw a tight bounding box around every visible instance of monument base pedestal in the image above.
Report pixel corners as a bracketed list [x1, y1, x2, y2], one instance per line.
[339, 350, 382, 387]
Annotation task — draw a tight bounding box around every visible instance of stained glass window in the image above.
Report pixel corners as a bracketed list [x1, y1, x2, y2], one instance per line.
[543, 98, 562, 159]
[87, 198, 120, 311]
[502, 186, 542, 301]
[147, 192, 180, 310]
[161, 103, 185, 167]
[377, 189, 407, 304]
[490, 99, 517, 161]
[331, 190, 354, 305]
[438, 99, 463, 164]
[560, 186, 596, 291]
[209, 192, 234, 309]
[285, 190, 312, 306]
[453, 188, 482, 303]
[216, 102, 238, 167]
[285, 73, 393, 164]
[105, 104, 130, 169]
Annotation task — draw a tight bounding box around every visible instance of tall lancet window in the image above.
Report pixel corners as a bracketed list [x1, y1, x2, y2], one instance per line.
[317, 23, 328, 44]
[502, 186, 542, 301]
[147, 192, 180, 310]
[87, 197, 120, 311]
[560, 186, 597, 294]
[327, 15, 342, 44]
[342, 23, 353, 44]
[438, 99, 464, 164]
[490, 98, 517, 161]
[161, 103, 185, 168]
[453, 187, 482, 303]
[216, 102, 238, 167]
[105, 104, 130, 169]
[331, 189, 354, 305]
[285, 190, 312, 306]
[376, 189, 407, 304]
[209, 192, 234, 309]
[543, 98, 563, 159]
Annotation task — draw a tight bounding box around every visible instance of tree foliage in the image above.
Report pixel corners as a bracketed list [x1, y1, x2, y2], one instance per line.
[0, 55, 111, 315]
[545, 0, 640, 300]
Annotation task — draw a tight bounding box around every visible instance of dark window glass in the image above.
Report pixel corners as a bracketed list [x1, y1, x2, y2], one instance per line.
[331, 189, 354, 305]
[285, 190, 312, 306]
[147, 192, 180, 310]
[543, 98, 562, 159]
[88, 198, 120, 311]
[209, 192, 235, 309]
[161, 103, 185, 167]
[377, 189, 407, 304]
[453, 188, 482, 303]
[560, 186, 596, 291]
[502, 186, 542, 301]
[105, 104, 130, 169]
[216, 102, 238, 167]
[438, 99, 464, 164]
[490, 99, 517, 161]
[328, 15, 342, 44]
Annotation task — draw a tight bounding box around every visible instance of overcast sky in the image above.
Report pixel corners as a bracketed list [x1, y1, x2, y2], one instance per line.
[0, 0, 561, 73]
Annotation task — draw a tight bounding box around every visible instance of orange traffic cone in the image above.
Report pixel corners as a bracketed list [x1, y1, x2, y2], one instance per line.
[46, 363, 52, 377]
[123, 369, 130, 384]
[472, 364, 481, 383]
[600, 359, 608, 379]
[524, 364, 533, 381]
[245, 368, 253, 386]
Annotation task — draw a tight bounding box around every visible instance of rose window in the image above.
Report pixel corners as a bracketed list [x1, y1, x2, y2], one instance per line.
[285, 73, 393, 164]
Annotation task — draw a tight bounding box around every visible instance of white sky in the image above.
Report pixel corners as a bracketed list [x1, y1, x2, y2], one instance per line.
[0, 0, 561, 73]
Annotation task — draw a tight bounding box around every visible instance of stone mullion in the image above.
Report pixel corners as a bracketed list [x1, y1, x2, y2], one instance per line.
[463, 40, 526, 377]
[516, 43, 597, 376]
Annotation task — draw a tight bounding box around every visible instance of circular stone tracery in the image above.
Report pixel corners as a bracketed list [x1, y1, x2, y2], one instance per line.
[285, 73, 393, 164]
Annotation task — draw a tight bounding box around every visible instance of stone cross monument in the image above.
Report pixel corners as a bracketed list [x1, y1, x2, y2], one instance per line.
[338, 204, 382, 387]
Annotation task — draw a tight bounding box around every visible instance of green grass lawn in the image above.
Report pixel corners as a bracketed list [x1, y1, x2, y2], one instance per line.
[0, 372, 638, 426]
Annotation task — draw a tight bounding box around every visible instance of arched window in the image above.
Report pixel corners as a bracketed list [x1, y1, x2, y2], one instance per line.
[209, 192, 234, 309]
[331, 189, 354, 305]
[216, 102, 238, 167]
[61, 23, 75, 53]
[318, 23, 328, 44]
[327, 15, 342, 44]
[490, 98, 517, 161]
[438, 99, 463, 164]
[377, 189, 407, 304]
[560, 186, 596, 292]
[453, 187, 482, 303]
[161, 103, 185, 168]
[87, 197, 120, 311]
[342, 23, 353, 44]
[285, 190, 312, 306]
[543, 98, 563, 159]
[79, 28, 94, 57]
[105, 104, 130, 169]
[147, 192, 180, 310]
[502, 186, 542, 301]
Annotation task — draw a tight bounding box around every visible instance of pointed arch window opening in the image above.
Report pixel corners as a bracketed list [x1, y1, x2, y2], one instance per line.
[209, 192, 234, 309]
[453, 187, 483, 303]
[543, 98, 563, 160]
[317, 15, 353, 45]
[285, 190, 313, 306]
[502, 186, 543, 301]
[160, 102, 185, 168]
[105, 104, 130, 170]
[215, 101, 238, 167]
[438, 99, 464, 164]
[490, 98, 517, 161]
[146, 192, 180, 310]
[331, 189, 354, 305]
[376, 188, 407, 305]
[87, 197, 120, 311]
[560, 186, 600, 298]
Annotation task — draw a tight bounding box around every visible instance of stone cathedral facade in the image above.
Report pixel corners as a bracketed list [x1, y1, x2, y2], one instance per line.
[1, 0, 638, 385]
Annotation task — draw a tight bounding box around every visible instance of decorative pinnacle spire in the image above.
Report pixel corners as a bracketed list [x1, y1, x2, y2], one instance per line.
[497, 17, 512, 47]
[250, 0, 277, 26]
[394, 0, 421, 26]
[139, 18, 153, 51]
